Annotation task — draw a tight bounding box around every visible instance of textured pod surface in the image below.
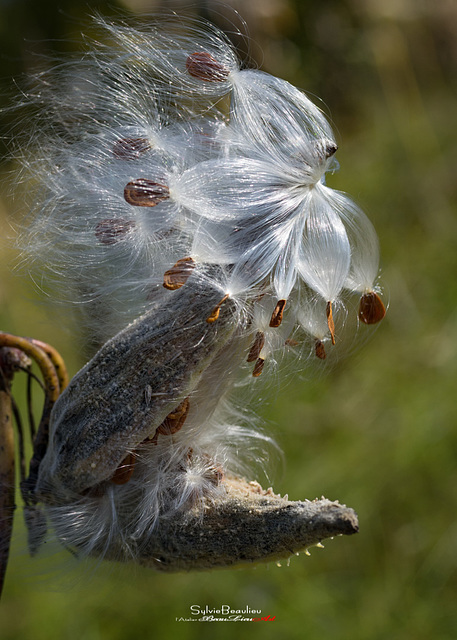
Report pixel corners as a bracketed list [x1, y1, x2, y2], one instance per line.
[100, 476, 359, 571]
[36, 280, 239, 501]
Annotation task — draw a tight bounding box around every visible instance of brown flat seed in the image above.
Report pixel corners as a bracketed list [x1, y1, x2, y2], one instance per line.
[163, 257, 196, 290]
[113, 137, 151, 160]
[252, 357, 265, 377]
[124, 180, 170, 207]
[157, 397, 190, 436]
[315, 339, 327, 360]
[207, 294, 230, 323]
[110, 452, 136, 485]
[269, 299, 287, 328]
[95, 218, 136, 245]
[185, 52, 230, 82]
[326, 301, 336, 345]
[247, 331, 265, 363]
[358, 292, 386, 325]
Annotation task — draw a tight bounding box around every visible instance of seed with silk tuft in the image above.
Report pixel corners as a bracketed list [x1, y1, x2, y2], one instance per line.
[247, 332, 265, 363]
[270, 300, 287, 328]
[163, 257, 196, 290]
[95, 218, 136, 244]
[315, 340, 327, 360]
[113, 137, 151, 160]
[124, 180, 170, 207]
[358, 292, 386, 325]
[186, 52, 230, 82]
[252, 357, 265, 377]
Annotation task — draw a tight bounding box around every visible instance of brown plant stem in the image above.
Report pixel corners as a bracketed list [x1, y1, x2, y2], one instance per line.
[0, 334, 61, 505]
[0, 366, 15, 599]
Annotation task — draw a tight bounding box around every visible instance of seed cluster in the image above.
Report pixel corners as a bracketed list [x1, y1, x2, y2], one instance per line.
[20, 15, 385, 369]
[17, 15, 385, 567]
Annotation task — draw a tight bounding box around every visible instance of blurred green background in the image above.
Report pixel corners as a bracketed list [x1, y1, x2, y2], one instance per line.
[1, 0, 457, 638]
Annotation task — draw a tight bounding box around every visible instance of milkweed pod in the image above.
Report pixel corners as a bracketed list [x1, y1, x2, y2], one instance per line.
[35, 280, 239, 503]
[97, 476, 359, 571]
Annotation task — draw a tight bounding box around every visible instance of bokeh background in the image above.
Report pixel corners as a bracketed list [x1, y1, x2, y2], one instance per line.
[1, 0, 457, 638]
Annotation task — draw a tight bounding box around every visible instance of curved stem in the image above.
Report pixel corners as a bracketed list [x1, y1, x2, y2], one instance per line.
[0, 334, 61, 504]
[0, 370, 15, 599]
[28, 338, 69, 392]
[0, 334, 60, 401]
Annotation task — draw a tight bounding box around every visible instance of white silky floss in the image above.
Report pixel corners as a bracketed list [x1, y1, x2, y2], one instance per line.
[16, 15, 385, 569]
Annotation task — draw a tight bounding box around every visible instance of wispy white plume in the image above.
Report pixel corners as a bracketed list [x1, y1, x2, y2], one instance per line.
[12, 13, 384, 570]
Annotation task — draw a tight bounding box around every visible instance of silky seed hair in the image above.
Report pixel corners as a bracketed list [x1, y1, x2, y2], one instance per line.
[15, 14, 384, 346]
[92, 13, 243, 103]
[12, 14, 385, 567]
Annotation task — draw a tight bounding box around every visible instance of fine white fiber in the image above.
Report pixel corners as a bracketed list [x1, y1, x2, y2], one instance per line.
[11, 13, 385, 571]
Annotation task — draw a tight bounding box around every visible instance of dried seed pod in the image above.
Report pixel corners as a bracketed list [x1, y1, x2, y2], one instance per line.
[156, 397, 190, 436]
[185, 52, 230, 82]
[163, 257, 195, 290]
[112, 137, 151, 160]
[35, 281, 239, 501]
[98, 476, 359, 572]
[206, 293, 230, 323]
[110, 452, 136, 485]
[326, 301, 336, 345]
[246, 331, 265, 363]
[252, 357, 265, 377]
[315, 339, 326, 360]
[269, 299, 287, 328]
[124, 180, 170, 207]
[358, 292, 386, 325]
[95, 218, 136, 245]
